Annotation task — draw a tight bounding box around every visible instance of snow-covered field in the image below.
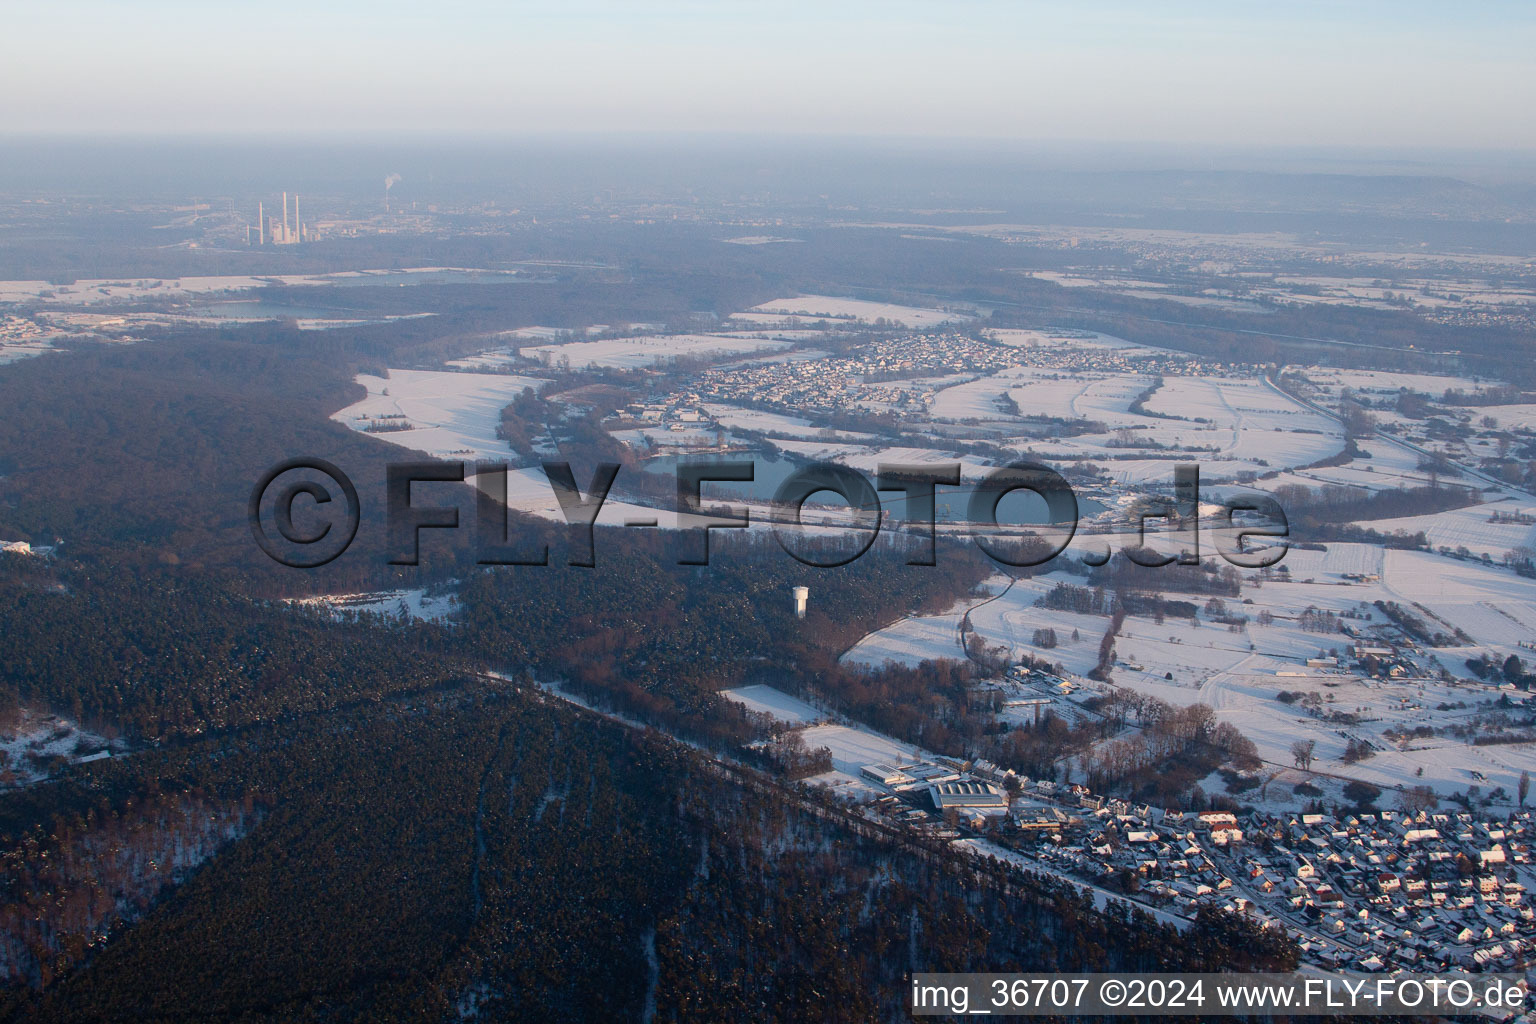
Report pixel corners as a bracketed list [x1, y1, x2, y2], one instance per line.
[984, 371, 1343, 483]
[699, 403, 875, 441]
[847, 529, 1536, 811]
[0, 267, 517, 307]
[0, 274, 332, 306]
[1008, 372, 1144, 424]
[728, 312, 847, 328]
[799, 722, 930, 771]
[520, 333, 792, 369]
[1380, 548, 1536, 657]
[1367, 502, 1536, 556]
[842, 611, 964, 668]
[1120, 544, 1536, 805]
[929, 367, 1036, 420]
[332, 369, 703, 528]
[1, 708, 119, 789]
[1186, 664, 1530, 806]
[489, 467, 699, 530]
[765, 438, 876, 462]
[987, 328, 1168, 355]
[747, 296, 970, 329]
[1022, 272, 1263, 313]
[444, 348, 522, 371]
[1253, 439, 1431, 494]
[944, 369, 1338, 478]
[1270, 542, 1383, 583]
[1303, 368, 1492, 399]
[0, 339, 56, 364]
[719, 684, 823, 725]
[841, 577, 1025, 669]
[333, 370, 550, 461]
[293, 587, 459, 623]
[1477, 403, 1536, 431]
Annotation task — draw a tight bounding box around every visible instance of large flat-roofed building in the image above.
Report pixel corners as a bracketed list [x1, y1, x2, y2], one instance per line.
[901, 763, 960, 785]
[861, 763, 913, 786]
[930, 780, 1007, 812]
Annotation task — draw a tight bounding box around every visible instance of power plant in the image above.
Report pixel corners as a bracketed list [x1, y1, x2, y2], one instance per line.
[250, 191, 307, 245]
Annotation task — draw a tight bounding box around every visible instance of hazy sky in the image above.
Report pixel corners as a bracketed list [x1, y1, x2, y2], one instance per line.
[4, 1, 1533, 148]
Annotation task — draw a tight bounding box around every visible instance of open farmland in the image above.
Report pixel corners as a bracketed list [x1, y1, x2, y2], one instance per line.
[746, 295, 970, 329]
[333, 369, 550, 460]
[520, 332, 793, 369]
[719, 684, 824, 725]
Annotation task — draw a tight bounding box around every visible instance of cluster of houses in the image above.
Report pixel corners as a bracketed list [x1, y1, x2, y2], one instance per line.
[688, 332, 1223, 419]
[1321, 616, 1436, 682]
[0, 314, 58, 363]
[854, 756, 1534, 975]
[691, 338, 950, 413]
[617, 393, 712, 432]
[0, 314, 46, 343]
[0, 311, 145, 363]
[1347, 641, 1423, 681]
[1009, 785, 1534, 974]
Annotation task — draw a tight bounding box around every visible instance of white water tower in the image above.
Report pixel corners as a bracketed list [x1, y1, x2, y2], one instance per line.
[792, 586, 809, 619]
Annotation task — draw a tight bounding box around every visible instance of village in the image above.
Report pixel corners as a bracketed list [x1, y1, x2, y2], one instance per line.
[860, 756, 1533, 976]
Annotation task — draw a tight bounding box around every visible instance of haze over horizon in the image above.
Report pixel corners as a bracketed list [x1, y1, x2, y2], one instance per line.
[4, 1, 1534, 151]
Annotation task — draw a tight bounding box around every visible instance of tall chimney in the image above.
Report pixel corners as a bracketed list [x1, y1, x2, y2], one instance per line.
[294, 195, 300, 244]
[282, 192, 289, 243]
[258, 201, 264, 244]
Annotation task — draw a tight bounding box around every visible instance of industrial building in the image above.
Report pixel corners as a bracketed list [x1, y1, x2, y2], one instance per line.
[901, 763, 960, 785]
[248, 192, 308, 246]
[929, 780, 1007, 813]
[860, 763, 913, 786]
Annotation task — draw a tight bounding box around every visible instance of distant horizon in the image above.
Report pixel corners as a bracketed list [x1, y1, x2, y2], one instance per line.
[5, 129, 1536, 154]
[4, 132, 1534, 164]
[5, 2, 1533, 148]
[5, 133, 1536, 195]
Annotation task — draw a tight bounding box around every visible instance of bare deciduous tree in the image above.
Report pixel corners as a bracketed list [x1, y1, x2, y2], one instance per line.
[1291, 739, 1316, 771]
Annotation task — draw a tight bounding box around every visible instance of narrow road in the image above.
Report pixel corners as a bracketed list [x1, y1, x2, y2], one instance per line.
[957, 574, 1019, 666]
